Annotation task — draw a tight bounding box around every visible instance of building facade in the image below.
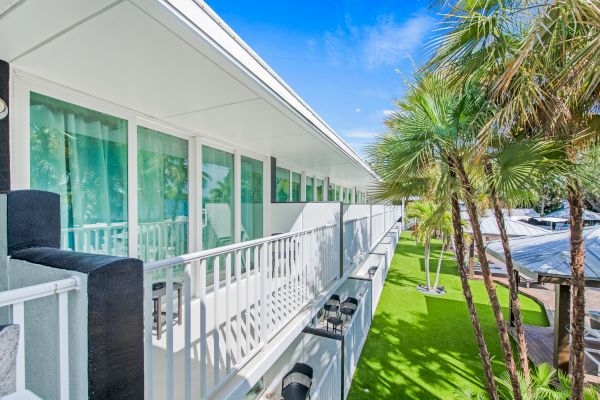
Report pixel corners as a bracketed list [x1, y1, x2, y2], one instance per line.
[0, 1, 402, 399]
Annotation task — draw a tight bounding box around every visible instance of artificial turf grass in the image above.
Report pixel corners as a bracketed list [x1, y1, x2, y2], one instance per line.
[347, 233, 549, 400]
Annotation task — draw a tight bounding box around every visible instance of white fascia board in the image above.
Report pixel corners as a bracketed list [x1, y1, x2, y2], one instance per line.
[159, 0, 378, 180]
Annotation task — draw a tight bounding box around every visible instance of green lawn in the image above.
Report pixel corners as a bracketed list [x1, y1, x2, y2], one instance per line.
[347, 233, 548, 400]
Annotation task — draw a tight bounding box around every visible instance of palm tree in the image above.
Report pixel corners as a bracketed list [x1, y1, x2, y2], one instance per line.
[406, 201, 439, 290]
[369, 73, 504, 400]
[428, 2, 599, 396]
[457, 363, 600, 400]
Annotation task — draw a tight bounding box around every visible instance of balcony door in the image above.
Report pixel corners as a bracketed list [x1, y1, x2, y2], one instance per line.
[241, 156, 263, 241]
[137, 126, 189, 262]
[202, 146, 234, 250]
[30, 92, 128, 256]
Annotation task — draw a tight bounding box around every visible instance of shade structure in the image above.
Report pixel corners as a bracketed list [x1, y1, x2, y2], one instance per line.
[486, 226, 600, 283]
[465, 216, 551, 238]
[487, 226, 600, 373]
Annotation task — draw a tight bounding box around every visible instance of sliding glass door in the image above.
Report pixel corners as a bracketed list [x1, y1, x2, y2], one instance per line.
[292, 172, 301, 202]
[241, 156, 263, 241]
[316, 179, 324, 201]
[137, 126, 189, 262]
[202, 146, 234, 250]
[30, 92, 128, 256]
[306, 177, 314, 202]
[275, 167, 290, 202]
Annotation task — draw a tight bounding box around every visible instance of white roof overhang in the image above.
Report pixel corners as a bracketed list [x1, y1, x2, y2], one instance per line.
[0, 0, 378, 188]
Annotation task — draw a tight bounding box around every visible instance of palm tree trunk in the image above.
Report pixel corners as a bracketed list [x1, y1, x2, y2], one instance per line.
[425, 237, 432, 289]
[453, 157, 522, 400]
[433, 233, 445, 289]
[484, 161, 531, 385]
[568, 179, 586, 400]
[451, 194, 499, 400]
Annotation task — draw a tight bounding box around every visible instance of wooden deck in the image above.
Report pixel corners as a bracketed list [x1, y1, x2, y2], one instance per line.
[509, 324, 600, 384]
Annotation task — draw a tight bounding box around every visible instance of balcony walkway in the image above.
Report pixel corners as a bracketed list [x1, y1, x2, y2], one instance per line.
[346, 234, 548, 400]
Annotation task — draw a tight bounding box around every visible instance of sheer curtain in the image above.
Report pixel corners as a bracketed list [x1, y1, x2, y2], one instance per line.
[30, 92, 128, 255]
[137, 126, 188, 262]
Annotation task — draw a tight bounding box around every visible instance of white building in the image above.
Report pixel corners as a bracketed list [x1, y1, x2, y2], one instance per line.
[0, 1, 402, 399]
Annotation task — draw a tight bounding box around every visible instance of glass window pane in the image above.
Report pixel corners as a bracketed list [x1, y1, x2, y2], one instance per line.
[328, 183, 335, 201]
[30, 92, 128, 256]
[292, 172, 301, 202]
[137, 126, 188, 263]
[316, 179, 324, 201]
[335, 185, 341, 201]
[275, 167, 290, 202]
[241, 156, 263, 241]
[203, 146, 234, 250]
[306, 176, 314, 202]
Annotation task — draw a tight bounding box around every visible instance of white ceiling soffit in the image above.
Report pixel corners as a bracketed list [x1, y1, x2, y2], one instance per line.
[0, 0, 378, 187]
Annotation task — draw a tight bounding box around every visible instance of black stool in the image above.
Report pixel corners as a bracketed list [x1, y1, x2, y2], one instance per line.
[326, 317, 343, 334]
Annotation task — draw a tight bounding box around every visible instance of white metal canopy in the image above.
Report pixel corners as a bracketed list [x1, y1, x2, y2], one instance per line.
[0, 0, 378, 188]
[486, 226, 600, 281]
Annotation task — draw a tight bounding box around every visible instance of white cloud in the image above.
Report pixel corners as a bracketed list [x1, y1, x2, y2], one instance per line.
[362, 14, 435, 69]
[355, 108, 361, 112]
[321, 12, 435, 70]
[343, 129, 380, 139]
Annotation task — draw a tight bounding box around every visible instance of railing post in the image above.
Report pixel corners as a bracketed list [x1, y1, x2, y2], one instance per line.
[260, 243, 268, 342]
[339, 202, 344, 278]
[369, 205, 373, 247]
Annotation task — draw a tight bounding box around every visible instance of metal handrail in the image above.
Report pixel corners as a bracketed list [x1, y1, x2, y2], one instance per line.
[144, 223, 337, 272]
[0, 277, 80, 308]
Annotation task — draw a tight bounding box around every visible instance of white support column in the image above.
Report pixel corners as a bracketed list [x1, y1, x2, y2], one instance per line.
[192, 138, 203, 298]
[263, 156, 271, 236]
[351, 187, 356, 204]
[300, 172, 306, 202]
[189, 137, 202, 253]
[127, 119, 138, 258]
[234, 151, 242, 243]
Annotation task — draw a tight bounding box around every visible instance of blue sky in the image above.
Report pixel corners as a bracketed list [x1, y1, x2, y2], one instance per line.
[207, 1, 438, 157]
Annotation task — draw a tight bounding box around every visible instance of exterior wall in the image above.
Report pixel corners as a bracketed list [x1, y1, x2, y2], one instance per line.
[6, 260, 88, 400]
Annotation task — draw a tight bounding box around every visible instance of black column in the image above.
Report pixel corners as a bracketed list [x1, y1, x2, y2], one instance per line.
[554, 283, 570, 373]
[0, 59, 10, 193]
[270, 156, 277, 203]
[6, 190, 144, 400]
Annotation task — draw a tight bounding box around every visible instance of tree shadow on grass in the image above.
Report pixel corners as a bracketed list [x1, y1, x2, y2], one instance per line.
[347, 235, 548, 400]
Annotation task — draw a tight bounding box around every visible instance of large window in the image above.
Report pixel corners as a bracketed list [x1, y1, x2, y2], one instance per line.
[202, 146, 234, 250]
[137, 126, 188, 262]
[30, 92, 128, 256]
[292, 172, 301, 202]
[328, 183, 335, 201]
[306, 176, 314, 202]
[316, 179, 324, 201]
[241, 156, 263, 241]
[275, 167, 290, 202]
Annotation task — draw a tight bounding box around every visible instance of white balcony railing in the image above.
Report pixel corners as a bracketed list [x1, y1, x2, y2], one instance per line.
[60, 219, 188, 260]
[343, 216, 370, 270]
[0, 278, 80, 400]
[312, 353, 341, 400]
[143, 223, 339, 400]
[61, 222, 128, 256]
